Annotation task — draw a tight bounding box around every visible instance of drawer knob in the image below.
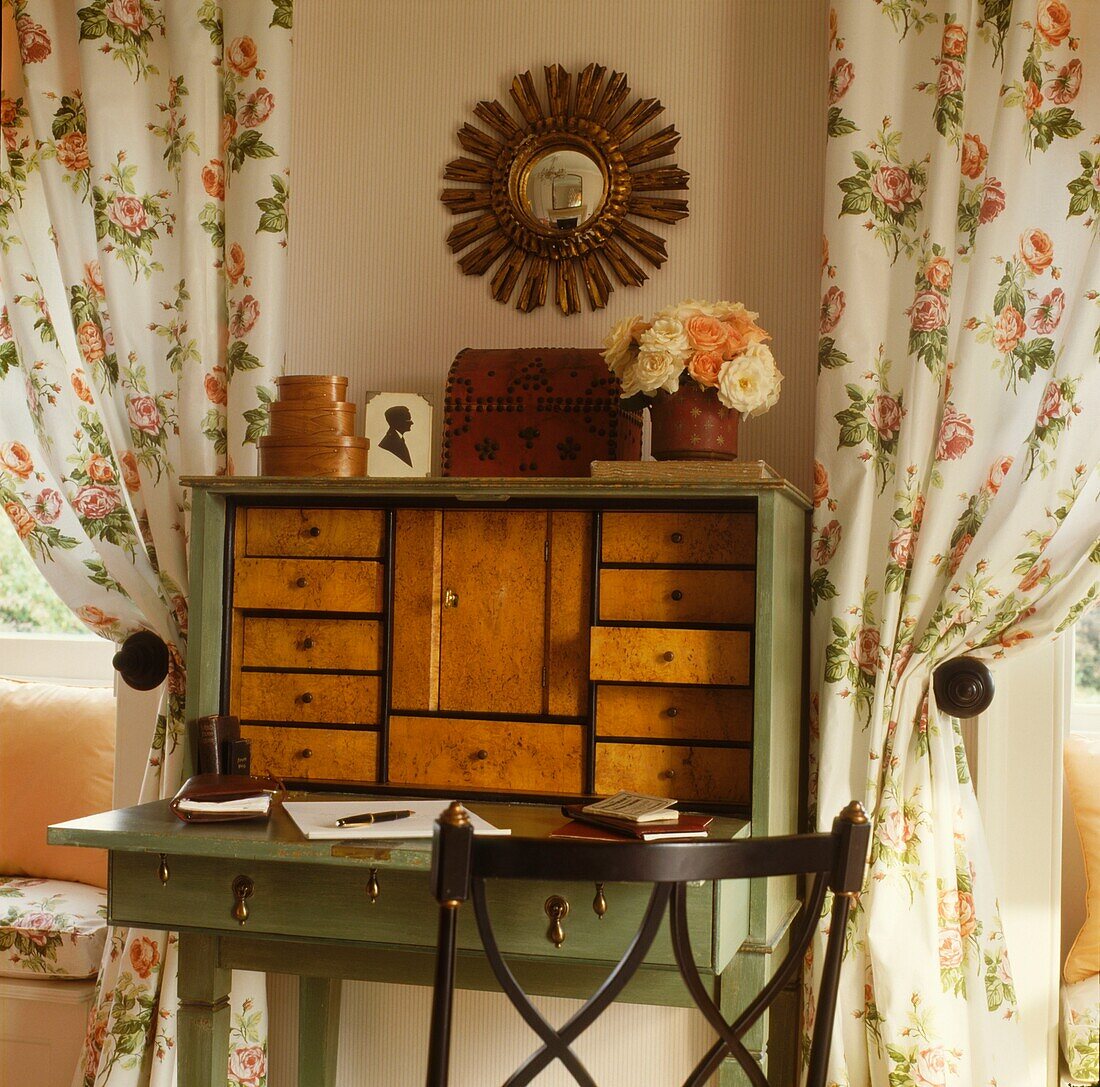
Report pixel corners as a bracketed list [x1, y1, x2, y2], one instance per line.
[444, 588, 459, 608]
[593, 882, 607, 920]
[300, 748, 313, 759]
[670, 589, 683, 601]
[670, 532, 684, 544]
[473, 749, 489, 761]
[544, 894, 569, 949]
[666, 707, 679, 718]
[301, 637, 314, 650]
[366, 867, 380, 905]
[296, 576, 308, 588]
[158, 854, 170, 885]
[663, 651, 675, 662]
[300, 692, 314, 704]
[231, 875, 254, 925]
[661, 769, 677, 780]
[308, 526, 321, 538]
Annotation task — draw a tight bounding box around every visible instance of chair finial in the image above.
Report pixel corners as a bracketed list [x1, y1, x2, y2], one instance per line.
[839, 800, 868, 825]
[441, 801, 470, 827]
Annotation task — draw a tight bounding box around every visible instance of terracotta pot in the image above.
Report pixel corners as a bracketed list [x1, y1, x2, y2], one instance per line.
[648, 383, 739, 461]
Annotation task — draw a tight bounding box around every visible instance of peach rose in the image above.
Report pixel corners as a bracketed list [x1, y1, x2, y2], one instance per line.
[239, 88, 275, 129]
[229, 295, 260, 338]
[17, 18, 52, 64]
[1036, 380, 1068, 428]
[72, 484, 121, 520]
[937, 59, 964, 96]
[683, 314, 729, 356]
[948, 533, 973, 575]
[828, 58, 855, 104]
[979, 177, 1005, 223]
[820, 286, 845, 334]
[909, 290, 947, 331]
[870, 164, 914, 213]
[34, 488, 62, 524]
[221, 113, 237, 154]
[869, 393, 903, 440]
[812, 460, 828, 508]
[106, 0, 146, 34]
[225, 242, 245, 284]
[77, 321, 106, 364]
[0, 97, 16, 128]
[938, 929, 963, 969]
[1019, 228, 1053, 274]
[1, 440, 35, 478]
[204, 365, 228, 405]
[77, 605, 119, 631]
[925, 256, 952, 291]
[5, 501, 35, 540]
[120, 450, 141, 492]
[958, 891, 977, 938]
[1047, 59, 1082, 104]
[86, 453, 115, 484]
[71, 369, 95, 404]
[127, 395, 161, 435]
[993, 306, 1025, 353]
[812, 520, 841, 565]
[1023, 80, 1043, 119]
[961, 133, 988, 179]
[986, 455, 1013, 495]
[201, 159, 225, 200]
[84, 260, 105, 298]
[877, 808, 912, 850]
[56, 131, 90, 173]
[889, 526, 915, 567]
[228, 1045, 267, 1087]
[721, 310, 770, 355]
[687, 350, 724, 388]
[128, 936, 159, 979]
[107, 195, 148, 237]
[935, 403, 974, 461]
[227, 36, 258, 77]
[15, 911, 55, 946]
[1036, 0, 1071, 46]
[1029, 288, 1064, 334]
[855, 626, 880, 674]
[941, 23, 967, 56]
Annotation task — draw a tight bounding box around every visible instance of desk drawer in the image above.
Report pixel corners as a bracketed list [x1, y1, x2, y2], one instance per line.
[233, 557, 383, 613]
[389, 717, 584, 794]
[598, 568, 755, 625]
[600, 512, 755, 566]
[108, 852, 718, 969]
[240, 616, 382, 671]
[595, 743, 751, 804]
[596, 685, 753, 743]
[243, 506, 385, 558]
[590, 627, 751, 686]
[238, 672, 380, 725]
[242, 725, 378, 780]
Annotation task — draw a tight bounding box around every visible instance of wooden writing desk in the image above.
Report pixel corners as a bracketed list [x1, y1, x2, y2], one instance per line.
[50, 798, 750, 1087]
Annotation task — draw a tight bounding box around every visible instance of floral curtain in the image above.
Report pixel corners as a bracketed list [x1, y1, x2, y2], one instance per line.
[809, 0, 1099, 1084]
[0, 1, 292, 1084]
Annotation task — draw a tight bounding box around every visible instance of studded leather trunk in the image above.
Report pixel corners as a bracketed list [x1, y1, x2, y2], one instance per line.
[442, 348, 642, 477]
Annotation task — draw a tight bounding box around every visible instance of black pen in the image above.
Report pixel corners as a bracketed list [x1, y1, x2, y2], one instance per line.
[334, 808, 414, 829]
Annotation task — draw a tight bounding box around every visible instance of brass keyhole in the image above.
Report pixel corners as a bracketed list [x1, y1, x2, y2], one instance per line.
[366, 867, 380, 904]
[232, 875, 254, 925]
[593, 883, 607, 920]
[157, 854, 170, 885]
[444, 588, 459, 608]
[544, 895, 569, 948]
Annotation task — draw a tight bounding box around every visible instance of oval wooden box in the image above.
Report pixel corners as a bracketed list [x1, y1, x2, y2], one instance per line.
[275, 374, 349, 401]
[258, 434, 369, 477]
[269, 400, 357, 438]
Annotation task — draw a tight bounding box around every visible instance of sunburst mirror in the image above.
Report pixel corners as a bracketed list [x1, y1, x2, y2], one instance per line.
[440, 63, 690, 315]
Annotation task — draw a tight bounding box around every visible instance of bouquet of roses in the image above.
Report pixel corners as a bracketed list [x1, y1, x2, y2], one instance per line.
[601, 299, 783, 417]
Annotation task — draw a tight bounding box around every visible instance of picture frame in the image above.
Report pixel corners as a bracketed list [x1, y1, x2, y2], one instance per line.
[363, 392, 432, 477]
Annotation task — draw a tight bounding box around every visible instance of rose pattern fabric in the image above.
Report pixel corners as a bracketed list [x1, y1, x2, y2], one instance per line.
[811, 3, 1099, 1086]
[1, 3, 289, 1085]
[1060, 974, 1100, 1084]
[0, 877, 106, 978]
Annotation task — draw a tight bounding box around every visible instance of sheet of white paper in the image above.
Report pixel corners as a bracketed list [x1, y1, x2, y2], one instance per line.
[177, 796, 272, 814]
[282, 800, 511, 840]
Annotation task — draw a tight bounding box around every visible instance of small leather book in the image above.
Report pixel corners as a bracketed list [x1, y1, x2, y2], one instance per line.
[558, 805, 713, 840]
[170, 773, 285, 823]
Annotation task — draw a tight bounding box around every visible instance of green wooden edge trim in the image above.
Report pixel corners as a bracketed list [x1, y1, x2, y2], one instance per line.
[737, 899, 800, 954]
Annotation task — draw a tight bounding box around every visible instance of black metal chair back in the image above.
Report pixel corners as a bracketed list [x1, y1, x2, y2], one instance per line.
[425, 801, 869, 1087]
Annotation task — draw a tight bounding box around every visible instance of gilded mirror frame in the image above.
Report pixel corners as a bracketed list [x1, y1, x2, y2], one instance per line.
[441, 63, 690, 315]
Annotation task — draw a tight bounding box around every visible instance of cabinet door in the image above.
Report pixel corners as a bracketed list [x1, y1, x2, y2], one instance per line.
[438, 510, 547, 714]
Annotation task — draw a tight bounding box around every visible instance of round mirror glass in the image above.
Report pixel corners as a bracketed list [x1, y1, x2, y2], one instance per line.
[520, 148, 606, 231]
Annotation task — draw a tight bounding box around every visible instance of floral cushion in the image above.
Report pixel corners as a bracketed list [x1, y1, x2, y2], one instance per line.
[1062, 974, 1100, 1085]
[0, 875, 107, 979]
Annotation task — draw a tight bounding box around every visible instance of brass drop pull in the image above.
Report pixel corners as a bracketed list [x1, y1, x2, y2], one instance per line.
[666, 707, 679, 718]
[300, 748, 313, 759]
[544, 895, 569, 948]
[300, 692, 313, 704]
[593, 883, 607, 920]
[671, 532, 684, 544]
[301, 637, 314, 650]
[308, 526, 321, 537]
[473, 749, 489, 761]
[670, 589, 683, 601]
[663, 651, 675, 662]
[366, 867, 380, 904]
[443, 588, 459, 608]
[296, 576, 308, 588]
[231, 875, 254, 925]
[157, 854, 170, 885]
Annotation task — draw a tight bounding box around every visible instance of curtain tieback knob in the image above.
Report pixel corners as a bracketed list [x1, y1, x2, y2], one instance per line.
[933, 657, 994, 717]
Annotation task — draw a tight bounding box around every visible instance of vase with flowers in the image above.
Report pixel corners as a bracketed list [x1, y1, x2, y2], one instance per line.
[601, 299, 783, 460]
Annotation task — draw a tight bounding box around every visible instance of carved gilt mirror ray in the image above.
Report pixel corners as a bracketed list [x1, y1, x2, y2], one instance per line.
[441, 63, 689, 315]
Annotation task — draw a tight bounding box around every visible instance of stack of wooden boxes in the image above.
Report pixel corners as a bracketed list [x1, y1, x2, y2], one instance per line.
[258, 375, 368, 477]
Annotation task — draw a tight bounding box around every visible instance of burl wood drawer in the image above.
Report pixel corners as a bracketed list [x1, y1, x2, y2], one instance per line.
[237, 672, 380, 725]
[242, 506, 385, 558]
[595, 743, 750, 804]
[388, 717, 584, 794]
[239, 616, 382, 671]
[598, 568, 756, 625]
[233, 557, 384, 612]
[600, 512, 756, 566]
[589, 627, 751, 686]
[242, 724, 378, 780]
[596, 686, 753, 743]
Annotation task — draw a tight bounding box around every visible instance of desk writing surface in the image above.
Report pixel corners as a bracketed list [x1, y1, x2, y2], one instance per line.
[49, 797, 750, 870]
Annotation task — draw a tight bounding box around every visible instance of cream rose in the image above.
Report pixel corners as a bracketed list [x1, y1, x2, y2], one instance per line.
[622, 343, 685, 397]
[602, 314, 646, 380]
[639, 317, 691, 361]
[715, 343, 782, 417]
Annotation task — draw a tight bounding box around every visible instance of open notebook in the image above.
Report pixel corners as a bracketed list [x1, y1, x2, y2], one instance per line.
[283, 800, 511, 841]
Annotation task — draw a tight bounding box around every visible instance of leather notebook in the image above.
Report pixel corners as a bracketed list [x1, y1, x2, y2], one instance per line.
[170, 773, 285, 823]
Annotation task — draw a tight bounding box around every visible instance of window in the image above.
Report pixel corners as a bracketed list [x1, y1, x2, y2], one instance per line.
[1071, 603, 1099, 732]
[0, 515, 114, 683]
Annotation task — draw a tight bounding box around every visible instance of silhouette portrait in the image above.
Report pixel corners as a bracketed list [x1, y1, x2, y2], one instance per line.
[378, 404, 414, 467]
[364, 392, 432, 477]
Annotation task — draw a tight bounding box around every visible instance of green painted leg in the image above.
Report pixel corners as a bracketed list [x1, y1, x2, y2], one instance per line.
[177, 933, 231, 1087]
[717, 950, 769, 1087]
[298, 976, 342, 1087]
